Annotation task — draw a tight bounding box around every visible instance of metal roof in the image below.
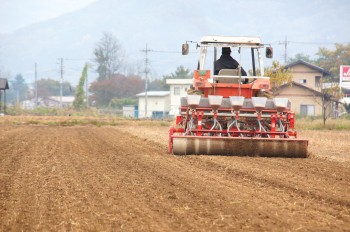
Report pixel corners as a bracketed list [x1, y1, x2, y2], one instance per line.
[285, 60, 332, 76]
[276, 81, 339, 102]
[136, 91, 170, 97]
[0, 78, 9, 90]
[276, 81, 322, 96]
[45, 96, 75, 103]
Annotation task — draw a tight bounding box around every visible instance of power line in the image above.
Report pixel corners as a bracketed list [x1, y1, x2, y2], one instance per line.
[64, 58, 90, 61]
[288, 41, 349, 45]
[151, 50, 181, 54]
[64, 58, 95, 62]
[150, 50, 198, 54]
[273, 40, 349, 45]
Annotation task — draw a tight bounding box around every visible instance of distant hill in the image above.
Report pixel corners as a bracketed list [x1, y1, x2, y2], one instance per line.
[0, 0, 348, 85]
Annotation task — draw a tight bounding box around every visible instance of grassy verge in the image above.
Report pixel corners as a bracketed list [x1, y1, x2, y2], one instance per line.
[2, 106, 350, 130]
[295, 116, 350, 130]
[0, 115, 173, 127]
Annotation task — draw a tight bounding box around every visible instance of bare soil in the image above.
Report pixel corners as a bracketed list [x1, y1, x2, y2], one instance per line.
[1, 123, 350, 231]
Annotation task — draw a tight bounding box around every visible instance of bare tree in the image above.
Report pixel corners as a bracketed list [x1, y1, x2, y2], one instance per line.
[321, 83, 342, 126]
[310, 79, 342, 126]
[93, 32, 124, 81]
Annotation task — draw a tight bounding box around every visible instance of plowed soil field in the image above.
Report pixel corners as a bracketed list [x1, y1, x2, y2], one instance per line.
[1, 120, 350, 231]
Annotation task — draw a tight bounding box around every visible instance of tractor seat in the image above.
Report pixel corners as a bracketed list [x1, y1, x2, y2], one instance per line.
[218, 69, 239, 76]
[217, 69, 239, 83]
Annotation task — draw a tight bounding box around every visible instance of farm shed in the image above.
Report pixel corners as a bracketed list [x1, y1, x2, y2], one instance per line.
[0, 78, 9, 114]
[122, 105, 138, 118]
[136, 91, 170, 118]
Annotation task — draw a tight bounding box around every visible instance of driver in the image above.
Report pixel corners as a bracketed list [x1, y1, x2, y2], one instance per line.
[214, 47, 248, 79]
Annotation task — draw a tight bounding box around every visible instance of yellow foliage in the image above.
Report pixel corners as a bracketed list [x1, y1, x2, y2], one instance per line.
[265, 61, 293, 91]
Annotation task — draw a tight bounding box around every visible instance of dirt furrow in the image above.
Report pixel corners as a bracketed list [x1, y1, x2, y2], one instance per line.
[85, 127, 350, 230]
[0, 125, 349, 231]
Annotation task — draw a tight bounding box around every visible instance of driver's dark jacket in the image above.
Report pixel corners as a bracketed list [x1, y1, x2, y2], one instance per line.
[214, 54, 247, 76]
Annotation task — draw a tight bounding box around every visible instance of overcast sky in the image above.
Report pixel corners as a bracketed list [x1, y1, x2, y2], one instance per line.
[0, 0, 97, 33]
[0, 0, 349, 84]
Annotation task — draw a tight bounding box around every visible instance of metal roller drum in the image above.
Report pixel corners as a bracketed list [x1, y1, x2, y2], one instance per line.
[172, 136, 308, 158]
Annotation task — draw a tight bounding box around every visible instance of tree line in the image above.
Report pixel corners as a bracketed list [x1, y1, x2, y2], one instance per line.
[287, 43, 350, 80]
[2, 32, 349, 110]
[3, 32, 193, 110]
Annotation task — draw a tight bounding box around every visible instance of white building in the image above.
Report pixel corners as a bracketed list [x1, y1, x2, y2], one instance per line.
[43, 96, 75, 108]
[166, 79, 192, 116]
[21, 96, 75, 109]
[122, 105, 138, 118]
[136, 91, 170, 118]
[341, 97, 350, 104]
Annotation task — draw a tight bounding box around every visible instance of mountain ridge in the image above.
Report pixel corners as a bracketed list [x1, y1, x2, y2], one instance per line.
[0, 0, 348, 85]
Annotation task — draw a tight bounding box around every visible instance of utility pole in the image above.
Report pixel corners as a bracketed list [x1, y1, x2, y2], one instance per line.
[35, 62, 38, 108]
[140, 44, 152, 118]
[279, 36, 289, 64]
[86, 66, 88, 108]
[60, 58, 63, 108]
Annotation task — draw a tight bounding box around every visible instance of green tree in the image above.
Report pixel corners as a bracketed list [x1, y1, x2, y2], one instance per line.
[73, 64, 87, 110]
[315, 43, 350, 79]
[287, 53, 313, 64]
[8, 74, 29, 104]
[265, 61, 293, 91]
[163, 66, 193, 79]
[149, 78, 168, 91]
[148, 66, 193, 91]
[93, 32, 124, 81]
[108, 98, 137, 109]
[37, 78, 73, 97]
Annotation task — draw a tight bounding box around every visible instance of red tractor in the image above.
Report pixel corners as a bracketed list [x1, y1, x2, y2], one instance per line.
[169, 36, 308, 157]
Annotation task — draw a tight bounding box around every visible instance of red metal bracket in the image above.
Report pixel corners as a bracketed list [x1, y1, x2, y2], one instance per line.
[270, 114, 277, 138]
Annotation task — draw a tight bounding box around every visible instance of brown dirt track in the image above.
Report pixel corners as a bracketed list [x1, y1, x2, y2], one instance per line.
[1, 123, 350, 231]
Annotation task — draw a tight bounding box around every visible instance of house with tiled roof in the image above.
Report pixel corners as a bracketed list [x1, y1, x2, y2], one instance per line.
[284, 60, 332, 92]
[276, 60, 337, 116]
